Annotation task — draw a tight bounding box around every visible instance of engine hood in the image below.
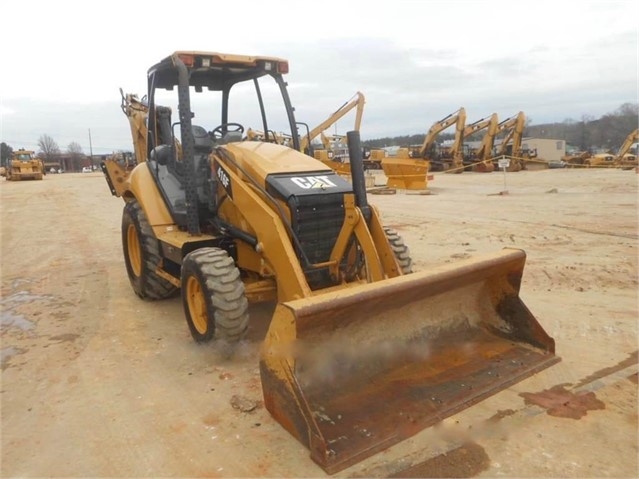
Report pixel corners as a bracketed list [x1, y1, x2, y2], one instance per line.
[222, 141, 333, 182]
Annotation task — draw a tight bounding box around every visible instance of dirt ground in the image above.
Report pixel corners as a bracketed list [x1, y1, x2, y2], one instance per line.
[1, 167, 637, 478]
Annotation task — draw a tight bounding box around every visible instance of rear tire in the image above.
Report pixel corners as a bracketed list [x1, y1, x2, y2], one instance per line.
[384, 227, 413, 274]
[122, 199, 177, 300]
[181, 248, 249, 343]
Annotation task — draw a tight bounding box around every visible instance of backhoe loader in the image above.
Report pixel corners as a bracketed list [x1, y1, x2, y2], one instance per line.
[102, 51, 559, 474]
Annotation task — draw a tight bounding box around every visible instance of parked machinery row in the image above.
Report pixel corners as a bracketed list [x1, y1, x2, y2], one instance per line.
[561, 128, 638, 169]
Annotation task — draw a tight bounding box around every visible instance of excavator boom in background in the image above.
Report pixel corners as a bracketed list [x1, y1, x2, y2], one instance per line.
[299, 92, 365, 154]
[495, 112, 527, 171]
[419, 107, 466, 171]
[461, 113, 499, 173]
[102, 51, 559, 474]
[614, 128, 638, 169]
[296, 92, 381, 174]
[380, 108, 466, 189]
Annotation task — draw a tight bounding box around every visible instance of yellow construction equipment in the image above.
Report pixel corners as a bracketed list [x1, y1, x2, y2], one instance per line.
[419, 107, 467, 172]
[299, 92, 365, 154]
[381, 109, 466, 189]
[578, 129, 639, 169]
[613, 128, 638, 169]
[299, 93, 382, 175]
[5, 149, 44, 181]
[562, 150, 592, 167]
[494, 112, 527, 172]
[584, 153, 616, 167]
[420, 111, 467, 173]
[102, 51, 559, 474]
[461, 113, 499, 173]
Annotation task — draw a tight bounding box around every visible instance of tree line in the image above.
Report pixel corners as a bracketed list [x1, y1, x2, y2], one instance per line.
[2, 102, 636, 168]
[0, 135, 87, 171]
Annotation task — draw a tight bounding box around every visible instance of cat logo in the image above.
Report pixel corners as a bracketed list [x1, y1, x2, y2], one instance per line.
[290, 175, 338, 190]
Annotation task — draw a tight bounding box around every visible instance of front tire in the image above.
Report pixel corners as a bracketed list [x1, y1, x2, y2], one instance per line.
[384, 227, 413, 274]
[122, 199, 177, 300]
[181, 248, 249, 343]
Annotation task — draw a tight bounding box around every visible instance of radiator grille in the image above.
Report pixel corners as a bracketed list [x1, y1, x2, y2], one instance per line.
[289, 193, 345, 289]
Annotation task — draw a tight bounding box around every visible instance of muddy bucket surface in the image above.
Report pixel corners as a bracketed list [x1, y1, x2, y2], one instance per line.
[260, 248, 559, 474]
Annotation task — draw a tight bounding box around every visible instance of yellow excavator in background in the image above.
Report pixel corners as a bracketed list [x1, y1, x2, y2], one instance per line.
[296, 92, 371, 177]
[313, 132, 352, 177]
[4, 149, 44, 181]
[299, 91, 365, 154]
[381, 108, 466, 189]
[460, 113, 499, 173]
[613, 128, 638, 169]
[562, 150, 592, 167]
[102, 51, 559, 474]
[418, 108, 467, 172]
[315, 132, 383, 173]
[435, 109, 468, 174]
[494, 112, 527, 172]
[296, 92, 384, 183]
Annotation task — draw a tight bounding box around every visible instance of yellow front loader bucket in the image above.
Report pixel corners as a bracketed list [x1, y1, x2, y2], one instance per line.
[260, 248, 559, 474]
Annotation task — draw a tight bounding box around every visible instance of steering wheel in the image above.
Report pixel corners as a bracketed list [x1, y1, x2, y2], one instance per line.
[209, 123, 245, 140]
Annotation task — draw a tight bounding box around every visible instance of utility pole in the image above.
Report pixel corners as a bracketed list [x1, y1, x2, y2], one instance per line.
[88, 128, 94, 166]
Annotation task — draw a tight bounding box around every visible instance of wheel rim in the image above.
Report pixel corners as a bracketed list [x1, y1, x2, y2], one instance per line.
[127, 224, 142, 277]
[186, 276, 208, 335]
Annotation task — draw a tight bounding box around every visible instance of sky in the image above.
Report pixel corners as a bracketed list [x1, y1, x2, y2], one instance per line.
[1, 0, 637, 155]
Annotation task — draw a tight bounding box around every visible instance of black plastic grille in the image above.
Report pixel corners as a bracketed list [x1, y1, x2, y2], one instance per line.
[288, 193, 345, 289]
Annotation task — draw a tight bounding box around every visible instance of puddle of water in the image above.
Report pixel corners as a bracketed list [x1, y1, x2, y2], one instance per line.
[1, 290, 53, 306]
[0, 311, 36, 331]
[1, 346, 26, 369]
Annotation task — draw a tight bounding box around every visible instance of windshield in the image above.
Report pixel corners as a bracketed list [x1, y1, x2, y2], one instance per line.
[152, 74, 294, 146]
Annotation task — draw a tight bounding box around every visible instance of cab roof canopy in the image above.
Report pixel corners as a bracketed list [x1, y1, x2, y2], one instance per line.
[148, 51, 289, 91]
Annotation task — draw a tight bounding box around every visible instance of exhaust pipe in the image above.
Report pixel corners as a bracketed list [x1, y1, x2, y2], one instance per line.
[346, 130, 370, 222]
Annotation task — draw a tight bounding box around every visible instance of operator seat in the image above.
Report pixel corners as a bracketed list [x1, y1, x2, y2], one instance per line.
[192, 125, 214, 153]
[148, 125, 215, 226]
[191, 125, 216, 213]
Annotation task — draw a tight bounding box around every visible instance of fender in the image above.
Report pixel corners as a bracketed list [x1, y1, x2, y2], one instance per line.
[125, 163, 174, 228]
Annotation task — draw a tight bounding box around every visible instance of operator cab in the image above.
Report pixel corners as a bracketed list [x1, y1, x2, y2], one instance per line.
[144, 51, 298, 230]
